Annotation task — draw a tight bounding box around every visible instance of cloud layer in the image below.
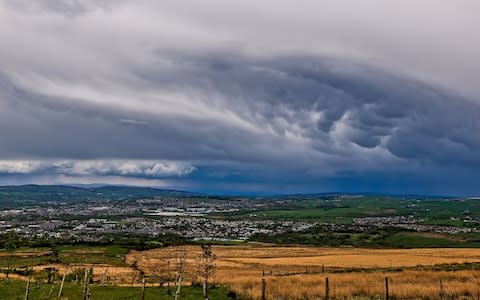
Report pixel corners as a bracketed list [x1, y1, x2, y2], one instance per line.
[0, 160, 195, 177]
[0, 0, 479, 194]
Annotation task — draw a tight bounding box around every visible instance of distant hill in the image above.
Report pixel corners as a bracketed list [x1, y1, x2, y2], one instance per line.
[0, 185, 461, 204]
[263, 192, 455, 201]
[0, 185, 196, 203]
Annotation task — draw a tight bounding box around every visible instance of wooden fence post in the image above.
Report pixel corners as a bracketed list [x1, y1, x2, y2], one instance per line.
[57, 271, 66, 300]
[439, 279, 445, 300]
[141, 276, 146, 300]
[324, 277, 329, 300]
[261, 271, 266, 300]
[24, 278, 30, 300]
[82, 269, 89, 300]
[385, 277, 389, 300]
[48, 283, 55, 299]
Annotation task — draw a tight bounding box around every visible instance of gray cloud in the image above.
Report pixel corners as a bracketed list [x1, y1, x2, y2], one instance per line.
[2, 54, 479, 170]
[2, 0, 120, 16]
[0, 0, 479, 193]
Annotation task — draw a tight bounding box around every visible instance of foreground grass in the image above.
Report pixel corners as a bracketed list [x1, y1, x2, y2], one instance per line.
[227, 269, 480, 300]
[0, 281, 230, 300]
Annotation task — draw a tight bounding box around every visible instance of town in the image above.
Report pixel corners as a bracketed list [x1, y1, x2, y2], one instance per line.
[1, 192, 479, 244]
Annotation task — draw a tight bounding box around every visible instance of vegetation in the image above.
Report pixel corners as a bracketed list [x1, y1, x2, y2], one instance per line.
[230, 196, 480, 221]
[196, 244, 217, 300]
[0, 232, 188, 253]
[3, 244, 480, 299]
[251, 227, 480, 248]
[0, 281, 230, 300]
[229, 270, 480, 300]
[0, 245, 129, 270]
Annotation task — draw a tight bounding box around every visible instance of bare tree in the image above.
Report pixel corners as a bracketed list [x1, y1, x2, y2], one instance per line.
[174, 247, 187, 300]
[166, 253, 174, 295]
[49, 245, 61, 263]
[196, 245, 216, 300]
[5, 230, 19, 282]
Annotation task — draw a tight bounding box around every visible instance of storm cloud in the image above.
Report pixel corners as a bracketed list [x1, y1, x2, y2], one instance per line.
[0, 0, 479, 194]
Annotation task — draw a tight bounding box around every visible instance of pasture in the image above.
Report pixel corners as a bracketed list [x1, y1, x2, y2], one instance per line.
[128, 245, 480, 299]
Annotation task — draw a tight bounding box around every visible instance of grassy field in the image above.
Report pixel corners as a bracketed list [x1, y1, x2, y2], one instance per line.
[128, 245, 480, 272]
[229, 196, 480, 227]
[0, 245, 128, 269]
[0, 281, 230, 300]
[58, 245, 128, 266]
[251, 227, 480, 248]
[234, 270, 480, 300]
[382, 232, 480, 248]
[127, 245, 480, 299]
[3, 244, 480, 299]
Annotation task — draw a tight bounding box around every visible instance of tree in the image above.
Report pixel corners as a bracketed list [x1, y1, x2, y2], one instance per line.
[49, 245, 61, 263]
[5, 230, 19, 282]
[196, 245, 216, 300]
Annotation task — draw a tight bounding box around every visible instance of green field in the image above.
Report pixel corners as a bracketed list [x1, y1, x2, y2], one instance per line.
[251, 228, 480, 248]
[0, 281, 230, 300]
[244, 206, 396, 222]
[381, 232, 480, 248]
[0, 245, 129, 271]
[228, 196, 480, 226]
[58, 245, 129, 266]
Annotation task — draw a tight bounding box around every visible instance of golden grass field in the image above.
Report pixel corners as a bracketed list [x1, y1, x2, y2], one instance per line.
[127, 245, 480, 299]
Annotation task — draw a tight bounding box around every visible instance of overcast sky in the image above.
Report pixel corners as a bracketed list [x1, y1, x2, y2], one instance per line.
[1, 0, 479, 195]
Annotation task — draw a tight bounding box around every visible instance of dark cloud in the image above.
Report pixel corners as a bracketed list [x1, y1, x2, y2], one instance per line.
[0, 1, 479, 194]
[1, 53, 480, 182]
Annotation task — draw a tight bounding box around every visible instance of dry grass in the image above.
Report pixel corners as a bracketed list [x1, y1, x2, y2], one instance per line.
[6, 245, 480, 298]
[224, 270, 480, 300]
[127, 245, 480, 299]
[127, 245, 480, 274]
[30, 264, 137, 285]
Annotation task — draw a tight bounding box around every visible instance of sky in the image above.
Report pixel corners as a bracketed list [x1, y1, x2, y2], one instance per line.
[0, 0, 480, 195]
